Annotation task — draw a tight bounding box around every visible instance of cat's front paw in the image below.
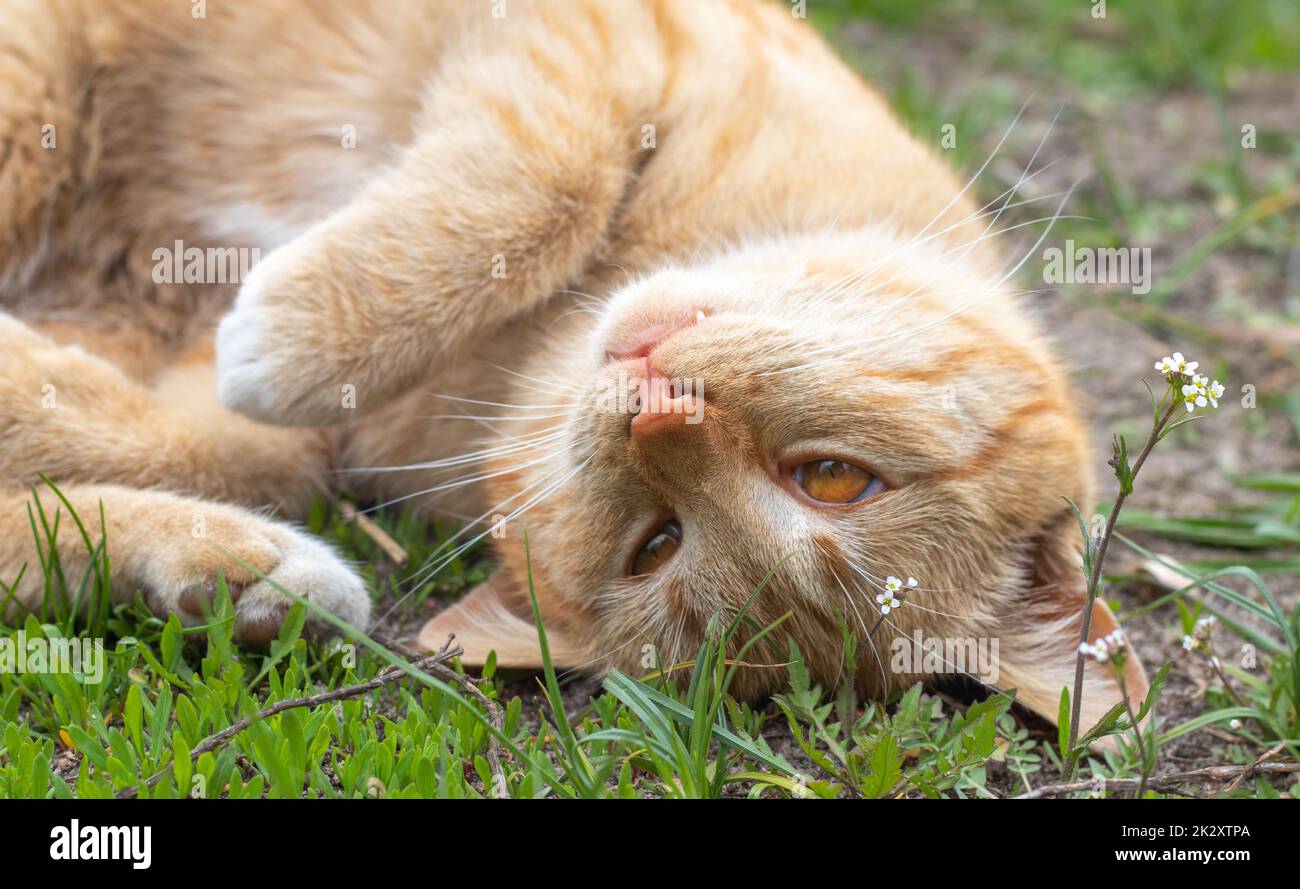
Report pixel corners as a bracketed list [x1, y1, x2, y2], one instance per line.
[145, 505, 371, 642]
[225, 529, 372, 643]
[216, 239, 364, 427]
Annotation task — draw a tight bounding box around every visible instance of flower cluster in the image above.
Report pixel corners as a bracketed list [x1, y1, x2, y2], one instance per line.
[1181, 615, 1216, 653]
[1154, 352, 1225, 413]
[876, 575, 917, 614]
[1079, 629, 1128, 665]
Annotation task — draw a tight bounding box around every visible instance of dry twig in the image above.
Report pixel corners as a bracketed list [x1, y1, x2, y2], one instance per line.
[339, 500, 409, 566]
[1015, 761, 1300, 799]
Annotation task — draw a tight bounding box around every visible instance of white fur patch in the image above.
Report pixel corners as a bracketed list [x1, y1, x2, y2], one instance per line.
[233, 530, 370, 632]
[214, 242, 301, 423]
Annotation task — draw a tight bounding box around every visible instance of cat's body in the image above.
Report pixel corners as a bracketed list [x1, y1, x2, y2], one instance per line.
[0, 0, 1143, 726]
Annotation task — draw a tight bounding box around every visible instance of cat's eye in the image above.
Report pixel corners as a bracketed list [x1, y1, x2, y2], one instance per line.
[629, 519, 682, 576]
[792, 460, 882, 504]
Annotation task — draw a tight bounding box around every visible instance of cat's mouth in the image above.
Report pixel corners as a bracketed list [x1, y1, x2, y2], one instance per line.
[603, 306, 710, 364]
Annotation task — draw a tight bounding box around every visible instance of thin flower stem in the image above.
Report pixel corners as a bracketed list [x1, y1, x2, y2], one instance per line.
[1204, 643, 1248, 709]
[1064, 397, 1179, 780]
[1117, 671, 1150, 798]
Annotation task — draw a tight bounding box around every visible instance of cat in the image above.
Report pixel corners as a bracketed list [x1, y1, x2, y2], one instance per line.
[0, 0, 1145, 730]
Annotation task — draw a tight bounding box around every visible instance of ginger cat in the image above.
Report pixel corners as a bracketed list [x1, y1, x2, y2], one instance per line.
[0, 0, 1145, 727]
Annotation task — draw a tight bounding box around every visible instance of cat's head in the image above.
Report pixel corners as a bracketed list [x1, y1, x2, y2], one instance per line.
[419, 225, 1146, 730]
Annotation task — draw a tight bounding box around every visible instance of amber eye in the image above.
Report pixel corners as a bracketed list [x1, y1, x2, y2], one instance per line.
[792, 460, 880, 504]
[629, 519, 682, 576]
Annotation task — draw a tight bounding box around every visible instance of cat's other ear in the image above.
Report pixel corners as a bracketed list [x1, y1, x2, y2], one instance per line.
[994, 508, 1148, 744]
[416, 570, 585, 669]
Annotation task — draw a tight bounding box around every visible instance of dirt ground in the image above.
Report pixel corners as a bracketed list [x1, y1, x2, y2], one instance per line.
[831, 17, 1300, 786]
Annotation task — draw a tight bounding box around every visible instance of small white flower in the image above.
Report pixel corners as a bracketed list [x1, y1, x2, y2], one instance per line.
[1182, 375, 1209, 412]
[1080, 630, 1127, 663]
[1079, 639, 1109, 663]
[1181, 635, 1196, 651]
[1205, 379, 1224, 408]
[1156, 352, 1198, 378]
[1229, 718, 1242, 730]
[879, 575, 917, 613]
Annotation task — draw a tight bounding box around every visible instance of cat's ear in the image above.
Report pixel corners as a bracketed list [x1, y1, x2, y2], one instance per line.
[415, 571, 585, 669]
[994, 508, 1149, 744]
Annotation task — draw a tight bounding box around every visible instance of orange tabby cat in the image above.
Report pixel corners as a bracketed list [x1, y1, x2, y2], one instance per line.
[0, 0, 1145, 727]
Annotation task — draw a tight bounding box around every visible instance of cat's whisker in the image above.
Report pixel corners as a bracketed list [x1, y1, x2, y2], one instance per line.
[338, 426, 568, 474]
[828, 180, 1082, 356]
[788, 172, 1070, 323]
[876, 613, 1014, 701]
[486, 362, 584, 395]
[833, 569, 888, 693]
[782, 204, 1060, 334]
[401, 449, 590, 586]
[906, 93, 1035, 244]
[357, 450, 566, 515]
[425, 392, 576, 411]
[370, 452, 591, 629]
[787, 106, 1062, 323]
[416, 412, 574, 422]
[844, 552, 992, 602]
[552, 304, 603, 319]
[789, 100, 1041, 314]
[811, 150, 1076, 327]
[763, 205, 1083, 375]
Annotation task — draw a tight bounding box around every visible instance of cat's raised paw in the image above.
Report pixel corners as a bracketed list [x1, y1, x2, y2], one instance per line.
[215, 238, 360, 428]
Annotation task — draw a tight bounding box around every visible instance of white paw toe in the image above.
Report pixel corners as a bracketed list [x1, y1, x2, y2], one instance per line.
[236, 532, 371, 639]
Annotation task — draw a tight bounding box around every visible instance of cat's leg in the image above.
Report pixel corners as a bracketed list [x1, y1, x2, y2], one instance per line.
[215, 14, 650, 426]
[0, 313, 370, 636]
[0, 0, 95, 281]
[0, 312, 328, 514]
[0, 483, 368, 641]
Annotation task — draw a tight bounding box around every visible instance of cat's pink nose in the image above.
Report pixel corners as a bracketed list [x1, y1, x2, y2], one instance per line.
[631, 358, 704, 437]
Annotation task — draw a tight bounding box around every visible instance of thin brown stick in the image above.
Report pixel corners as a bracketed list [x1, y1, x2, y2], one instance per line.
[1225, 742, 1287, 794]
[1015, 761, 1300, 799]
[339, 500, 409, 566]
[118, 636, 464, 799]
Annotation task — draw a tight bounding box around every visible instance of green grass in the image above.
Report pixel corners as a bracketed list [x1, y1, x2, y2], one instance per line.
[0, 487, 1045, 798]
[1, 479, 1296, 798]
[2, 0, 1298, 800]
